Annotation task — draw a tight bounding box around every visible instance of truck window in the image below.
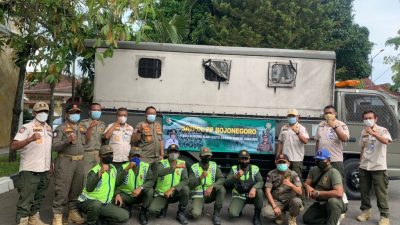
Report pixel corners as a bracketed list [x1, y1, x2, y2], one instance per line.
[138, 58, 162, 78]
[203, 59, 231, 82]
[268, 62, 297, 87]
[344, 94, 399, 138]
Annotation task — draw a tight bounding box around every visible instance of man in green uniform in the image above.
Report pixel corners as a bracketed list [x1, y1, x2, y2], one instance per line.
[116, 147, 154, 225]
[225, 149, 264, 225]
[11, 102, 52, 225]
[262, 154, 303, 225]
[357, 110, 392, 225]
[52, 104, 86, 225]
[78, 145, 129, 225]
[148, 144, 190, 225]
[303, 149, 346, 225]
[188, 147, 225, 225]
[81, 103, 106, 174]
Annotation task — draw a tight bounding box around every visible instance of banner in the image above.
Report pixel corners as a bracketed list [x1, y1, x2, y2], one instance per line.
[162, 115, 276, 154]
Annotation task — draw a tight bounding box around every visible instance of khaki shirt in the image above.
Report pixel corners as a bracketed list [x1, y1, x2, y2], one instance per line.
[135, 121, 163, 159]
[359, 125, 392, 171]
[81, 118, 106, 151]
[278, 123, 309, 162]
[14, 119, 52, 172]
[104, 123, 133, 162]
[53, 122, 86, 155]
[307, 166, 342, 201]
[315, 120, 349, 162]
[265, 169, 302, 202]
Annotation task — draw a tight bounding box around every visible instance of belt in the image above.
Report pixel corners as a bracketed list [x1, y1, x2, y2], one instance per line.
[58, 154, 84, 161]
[30, 171, 46, 175]
[84, 149, 99, 153]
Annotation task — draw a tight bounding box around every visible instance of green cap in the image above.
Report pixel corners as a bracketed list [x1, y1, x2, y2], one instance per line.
[129, 147, 142, 156]
[99, 145, 113, 156]
[200, 147, 212, 156]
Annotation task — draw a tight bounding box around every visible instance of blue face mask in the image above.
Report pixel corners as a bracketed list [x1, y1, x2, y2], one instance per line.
[130, 157, 141, 166]
[90, 111, 102, 120]
[277, 163, 288, 172]
[288, 117, 297, 125]
[147, 114, 156, 123]
[69, 114, 80, 123]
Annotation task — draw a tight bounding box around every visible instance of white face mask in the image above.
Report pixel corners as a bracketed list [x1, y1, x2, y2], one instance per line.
[118, 116, 127, 124]
[35, 112, 48, 122]
[364, 119, 375, 127]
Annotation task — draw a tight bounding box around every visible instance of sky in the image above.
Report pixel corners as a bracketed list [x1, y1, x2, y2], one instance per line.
[353, 0, 400, 84]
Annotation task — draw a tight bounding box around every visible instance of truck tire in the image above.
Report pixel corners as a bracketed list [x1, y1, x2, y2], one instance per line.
[344, 158, 361, 200]
[179, 154, 196, 169]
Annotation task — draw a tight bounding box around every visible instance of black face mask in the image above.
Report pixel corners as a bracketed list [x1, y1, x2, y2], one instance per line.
[239, 161, 249, 169]
[102, 156, 113, 164]
[200, 157, 210, 165]
[316, 160, 329, 170]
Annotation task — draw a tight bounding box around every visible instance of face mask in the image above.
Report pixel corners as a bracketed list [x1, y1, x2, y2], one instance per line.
[324, 113, 335, 121]
[130, 157, 141, 166]
[91, 111, 102, 120]
[168, 152, 179, 161]
[35, 112, 48, 122]
[118, 116, 127, 124]
[239, 161, 249, 169]
[277, 163, 288, 172]
[147, 114, 156, 123]
[69, 114, 80, 123]
[287, 117, 297, 125]
[201, 157, 210, 165]
[316, 160, 329, 170]
[102, 155, 113, 164]
[364, 119, 375, 127]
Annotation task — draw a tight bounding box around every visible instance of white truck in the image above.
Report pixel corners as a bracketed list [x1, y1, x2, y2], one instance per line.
[86, 40, 400, 199]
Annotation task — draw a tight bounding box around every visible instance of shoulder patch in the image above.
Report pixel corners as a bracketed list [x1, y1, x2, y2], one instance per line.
[19, 127, 26, 133]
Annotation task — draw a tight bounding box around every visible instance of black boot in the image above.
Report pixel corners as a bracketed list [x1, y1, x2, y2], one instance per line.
[139, 208, 148, 225]
[212, 207, 222, 225]
[156, 205, 168, 218]
[176, 206, 189, 225]
[252, 209, 262, 225]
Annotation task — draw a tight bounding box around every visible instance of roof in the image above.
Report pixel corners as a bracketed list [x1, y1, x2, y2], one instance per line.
[361, 78, 400, 100]
[84, 40, 336, 60]
[24, 75, 80, 94]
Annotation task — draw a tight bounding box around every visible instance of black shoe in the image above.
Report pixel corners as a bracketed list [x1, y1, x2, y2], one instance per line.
[252, 209, 262, 225]
[176, 212, 189, 225]
[212, 214, 221, 225]
[139, 209, 148, 225]
[156, 208, 167, 218]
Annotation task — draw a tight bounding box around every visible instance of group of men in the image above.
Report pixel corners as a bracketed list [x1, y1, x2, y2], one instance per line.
[11, 102, 391, 225]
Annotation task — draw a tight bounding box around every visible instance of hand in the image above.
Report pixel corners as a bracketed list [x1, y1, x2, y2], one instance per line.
[29, 133, 41, 142]
[164, 188, 175, 198]
[114, 194, 123, 207]
[127, 162, 136, 170]
[49, 162, 55, 176]
[310, 190, 319, 199]
[305, 185, 315, 198]
[67, 133, 76, 143]
[365, 127, 375, 135]
[101, 164, 109, 173]
[200, 171, 208, 179]
[90, 120, 99, 128]
[175, 163, 186, 169]
[248, 187, 256, 198]
[327, 119, 336, 128]
[139, 123, 147, 133]
[235, 169, 244, 179]
[282, 177, 293, 188]
[291, 125, 300, 133]
[273, 206, 282, 216]
[131, 187, 142, 197]
[159, 155, 164, 161]
[204, 186, 213, 197]
[113, 122, 120, 129]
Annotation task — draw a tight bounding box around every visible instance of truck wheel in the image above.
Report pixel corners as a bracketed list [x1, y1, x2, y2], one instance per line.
[179, 154, 196, 169]
[344, 158, 361, 200]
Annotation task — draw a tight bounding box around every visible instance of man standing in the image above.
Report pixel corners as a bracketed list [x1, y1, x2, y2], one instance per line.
[52, 104, 86, 225]
[276, 109, 309, 178]
[262, 154, 303, 225]
[116, 147, 154, 225]
[357, 110, 392, 225]
[303, 149, 346, 225]
[148, 144, 189, 225]
[11, 102, 52, 225]
[189, 147, 226, 225]
[225, 150, 264, 225]
[81, 103, 106, 173]
[104, 107, 134, 169]
[78, 145, 129, 225]
[315, 105, 349, 177]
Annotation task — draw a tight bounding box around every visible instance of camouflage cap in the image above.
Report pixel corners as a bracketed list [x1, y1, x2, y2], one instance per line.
[66, 104, 81, 113]
[167, 144, 179, 152]
[33, 101, 49, 112]
[129, 146, 142, 156]
[200, 147, 212, 157]
[99, 145, 113, 156]
[238, 149, 250, 159]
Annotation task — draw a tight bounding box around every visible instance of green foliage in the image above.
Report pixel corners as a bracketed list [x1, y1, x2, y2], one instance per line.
[22, 109, 33, 123]
[75, 77, 94, 103]
[385, 29, 400, 92]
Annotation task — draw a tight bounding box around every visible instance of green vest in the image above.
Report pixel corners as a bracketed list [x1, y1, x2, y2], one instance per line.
[78, 164, 117, 204]
[231, 165, 259, 199]
[118, 161, 150, 194]
[155, 159, 185, 195]
[191, 161, 217, 198]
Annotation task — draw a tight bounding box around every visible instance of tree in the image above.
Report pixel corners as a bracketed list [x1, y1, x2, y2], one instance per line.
[385, 29, 400, 92]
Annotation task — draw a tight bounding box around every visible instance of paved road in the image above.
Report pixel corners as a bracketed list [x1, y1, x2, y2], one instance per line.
[1, 179, 400, 225]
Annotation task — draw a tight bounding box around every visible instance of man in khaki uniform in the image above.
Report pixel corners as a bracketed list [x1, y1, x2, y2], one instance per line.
[357, 110, 392, 225]
[315, 105, 349, 177]
[81, 103, 106, 173]
[11, 102, 52, 225]
[52, 104, 86, 225]
[262, 154, 303, 225]
[103, 107, 134, 169]
[276, 109, 309, 178]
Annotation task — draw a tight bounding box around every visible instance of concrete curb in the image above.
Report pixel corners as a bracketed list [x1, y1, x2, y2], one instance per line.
[0, 176, 14, 194]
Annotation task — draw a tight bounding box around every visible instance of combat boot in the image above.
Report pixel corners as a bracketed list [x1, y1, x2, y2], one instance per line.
[212, 207, 222, 225]
[176, 206, 189, 225]
[68, 210, 85, 224]
[18, 217, 29, 225]
[379, 217, 390, 225]
[52, 214, 62, 225]
[288, 216, 297, 225]
[139, 208, 149, 225]
[274, 214, 285, 225]
[252, 209, 262, 225]
[357, 209, 372, 222]
[28, 212, 49, 225]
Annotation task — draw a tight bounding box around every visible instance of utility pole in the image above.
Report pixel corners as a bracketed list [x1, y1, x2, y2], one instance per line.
[369, 49, 384, 81]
